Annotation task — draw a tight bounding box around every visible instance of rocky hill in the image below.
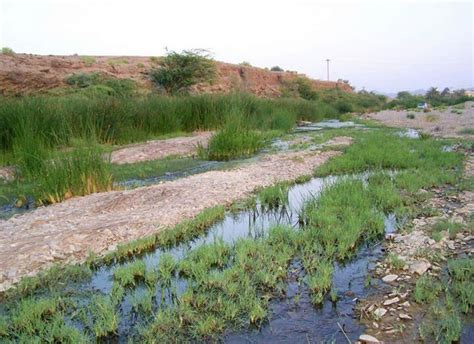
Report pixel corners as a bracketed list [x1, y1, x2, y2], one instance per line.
[0, 54, 352, 96]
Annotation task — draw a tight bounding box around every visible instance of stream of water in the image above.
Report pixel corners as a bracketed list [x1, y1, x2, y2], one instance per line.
[39, 174, 397, 342]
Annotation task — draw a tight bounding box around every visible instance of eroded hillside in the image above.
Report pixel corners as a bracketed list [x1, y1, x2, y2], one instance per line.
[0, 54, 352, 96]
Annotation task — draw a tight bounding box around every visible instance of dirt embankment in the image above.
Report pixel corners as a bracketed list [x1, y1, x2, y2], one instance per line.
[0, 148, 343, 292]
[0, 54, 352, 96]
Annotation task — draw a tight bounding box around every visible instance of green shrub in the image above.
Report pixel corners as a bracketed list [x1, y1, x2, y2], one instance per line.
[335, 99, 353, 113]
[296, 77, 318, 100]
[1, 47, 14, 55]
[149, 49, 216, 94]
[270, 66, 284, 72]
[65, 73, 101, 88]
[414, 276, 443, 303]
[81, 56, 95, 67]
[407, 113, 415, 119]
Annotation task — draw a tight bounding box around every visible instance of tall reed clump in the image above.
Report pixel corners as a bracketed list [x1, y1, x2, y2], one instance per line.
[0, 92, 351, 159]
[20, 146, 113, 205]
[199, 113, 266, 161]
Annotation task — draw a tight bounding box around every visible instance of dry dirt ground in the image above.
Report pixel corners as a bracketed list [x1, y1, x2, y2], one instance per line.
[363, 101, 474, 138]
[110, 131, 212, 164]
[0, 148, 343, 292]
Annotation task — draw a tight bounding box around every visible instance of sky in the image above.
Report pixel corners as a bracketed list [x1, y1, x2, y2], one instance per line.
[1, 0, 473, 93]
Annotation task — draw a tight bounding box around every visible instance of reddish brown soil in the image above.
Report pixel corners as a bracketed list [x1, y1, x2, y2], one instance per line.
[0, 54, 352, 96]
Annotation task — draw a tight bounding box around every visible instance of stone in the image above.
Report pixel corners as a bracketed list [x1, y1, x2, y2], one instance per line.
[383, 297, 400, 306]
[359, 334, 380, 343]
[446, 240, 456, 250]
[463, 235, 473, 242]
[382, 274, 398, 283]
[409, 261, 431, 275]
[399, 313, 412, 320]
[374, 308, 387, 318]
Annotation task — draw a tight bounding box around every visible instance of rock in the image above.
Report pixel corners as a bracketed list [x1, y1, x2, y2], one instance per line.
[345, 290, 355, 297]
[383, 297, 400, 306]
[399, 313, 412, 320]
[409, 261, 431, 275]
[382, 274, 398, 283]
[463, 235, 473, 242]
[385, 233, 396, 240]
[446, 240, 456, 250]
[359, 334, 380, 343]
[374, 308, 387, 317]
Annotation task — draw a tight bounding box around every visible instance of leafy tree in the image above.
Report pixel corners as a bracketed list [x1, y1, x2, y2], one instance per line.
[425, 87, 441, 102]
[270, 66, 284, 72]
[1, 47, 14, 55]
[440, 87, 450, 97]
[149, 49, 216, 95]
[396, 91, 412, 100]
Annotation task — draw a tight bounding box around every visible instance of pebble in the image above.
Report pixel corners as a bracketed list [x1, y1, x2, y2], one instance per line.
[382, 274, 398, 283]
[359, 334, 380, 343]
[383, 297, 400, 306]
[399, 313, 412, 320]
[409, 260, 431, 275]
[374, 308, 387, 317]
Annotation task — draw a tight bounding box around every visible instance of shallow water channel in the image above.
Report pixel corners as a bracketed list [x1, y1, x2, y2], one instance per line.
[22, 174, 397, 342]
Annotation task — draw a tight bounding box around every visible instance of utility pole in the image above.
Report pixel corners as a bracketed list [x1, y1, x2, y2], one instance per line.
[326, 59, 330, 81]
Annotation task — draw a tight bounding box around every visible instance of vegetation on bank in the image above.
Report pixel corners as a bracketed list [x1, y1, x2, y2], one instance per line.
[0, 128, 470, 342]
[415, 257, 474, 343]
[386, 88, 472, 109]
[0, 89, 384, 204]
[149, 49, 217, 95]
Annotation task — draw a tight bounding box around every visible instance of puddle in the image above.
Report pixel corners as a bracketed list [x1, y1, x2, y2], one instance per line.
[116, 160, 228, 189]
[0, 197, 35, 220]
[294, 119, 364, 133]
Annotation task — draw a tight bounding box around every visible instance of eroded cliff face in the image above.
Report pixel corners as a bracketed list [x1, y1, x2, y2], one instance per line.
[0, 54, 352, 96]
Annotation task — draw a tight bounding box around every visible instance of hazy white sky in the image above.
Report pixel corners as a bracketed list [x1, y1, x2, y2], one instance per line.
[1, 0, 473, 93]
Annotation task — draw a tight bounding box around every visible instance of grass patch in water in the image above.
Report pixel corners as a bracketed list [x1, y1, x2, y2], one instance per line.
[198, 117, 268, 161]
[89, 295, 119, 338]
[414, 276, 443, 303]
[258, 182, 289, 209]
[113, 260, 146, 288]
